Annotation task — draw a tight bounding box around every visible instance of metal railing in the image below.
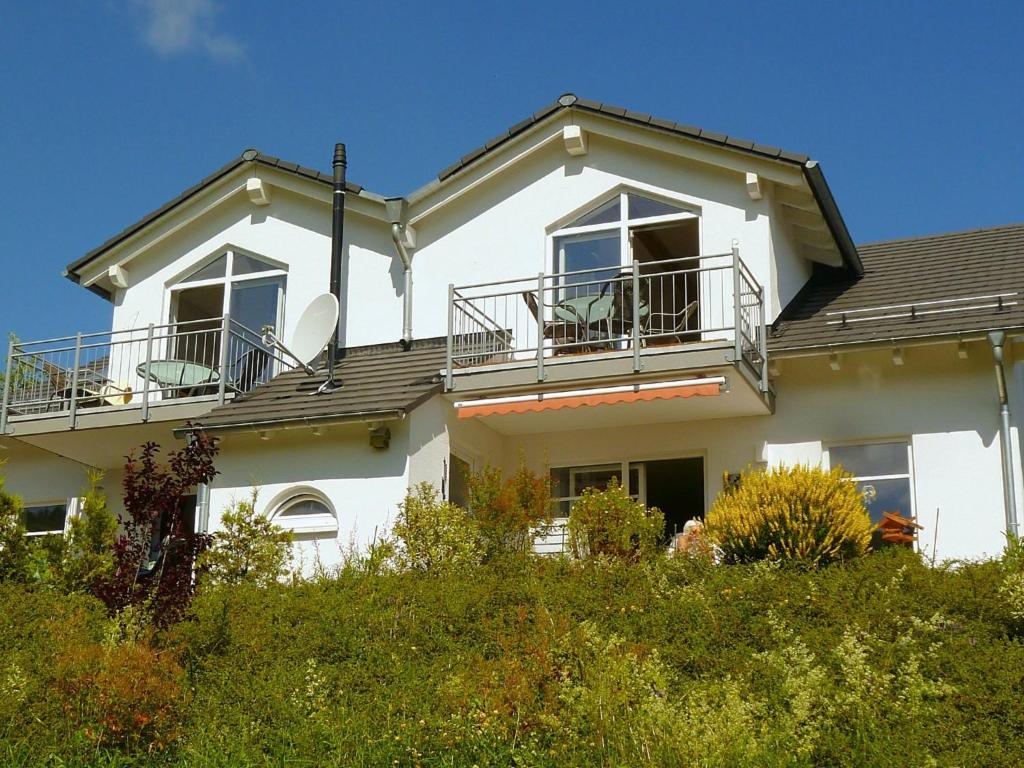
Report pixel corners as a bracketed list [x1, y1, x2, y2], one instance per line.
[446, 247, 767, 388]
[1, 316, 293, 431]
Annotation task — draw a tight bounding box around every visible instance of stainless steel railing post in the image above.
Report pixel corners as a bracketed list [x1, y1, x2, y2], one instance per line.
[0, 337, 14, 434]
[68, 332, 82, 430]
[631, 261, 642, 373]
[141, 323, 154, 421]
[446, 284, 455, 391]
[217, 314, 231, 405]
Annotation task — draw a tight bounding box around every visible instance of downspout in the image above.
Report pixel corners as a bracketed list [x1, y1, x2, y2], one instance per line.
[988, 330, 1020, 538]
[386, 197, 415, 349]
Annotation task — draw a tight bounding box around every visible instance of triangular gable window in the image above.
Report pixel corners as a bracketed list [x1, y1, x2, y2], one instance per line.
[232, 253, 278, 276]
[569, 198, 621, 227]
[180, 254, 227, 283]
[626, 193, 686, 220]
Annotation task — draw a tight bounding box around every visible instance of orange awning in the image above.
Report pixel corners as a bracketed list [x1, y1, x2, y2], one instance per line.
[456, 379, 723, 419]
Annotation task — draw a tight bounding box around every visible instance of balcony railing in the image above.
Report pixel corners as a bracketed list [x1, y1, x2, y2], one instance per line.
[1, 316, 293, 431]
[445, 248, 767, 389]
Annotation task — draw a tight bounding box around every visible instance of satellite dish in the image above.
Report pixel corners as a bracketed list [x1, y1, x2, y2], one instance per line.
[262, 293, 339, 375]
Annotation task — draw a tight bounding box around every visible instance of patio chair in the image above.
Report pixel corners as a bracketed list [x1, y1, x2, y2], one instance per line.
[230, 346, 272, 393]
[521, 291, 584, 348]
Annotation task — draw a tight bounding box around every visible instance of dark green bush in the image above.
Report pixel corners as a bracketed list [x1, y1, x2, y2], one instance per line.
[3, 549, 1024, 766]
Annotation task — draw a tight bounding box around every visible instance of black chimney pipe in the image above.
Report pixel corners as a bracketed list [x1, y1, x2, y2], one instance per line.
[322, 143, 347, 392]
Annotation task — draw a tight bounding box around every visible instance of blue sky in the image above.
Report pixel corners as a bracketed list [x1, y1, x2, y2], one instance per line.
[1, 1, 1022, 345]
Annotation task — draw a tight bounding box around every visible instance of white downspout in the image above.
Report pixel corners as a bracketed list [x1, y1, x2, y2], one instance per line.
[988, 331, 1020, 538]
[386, 198, 415, 349]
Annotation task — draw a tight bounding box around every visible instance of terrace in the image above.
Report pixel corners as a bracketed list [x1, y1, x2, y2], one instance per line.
[1, 316, 293, 437]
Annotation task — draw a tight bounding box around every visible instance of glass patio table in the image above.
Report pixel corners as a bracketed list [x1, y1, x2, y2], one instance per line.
[137, 360, 220, 397]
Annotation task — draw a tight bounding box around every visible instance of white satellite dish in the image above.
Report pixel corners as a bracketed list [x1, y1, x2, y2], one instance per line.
[262, 293, 339, 375]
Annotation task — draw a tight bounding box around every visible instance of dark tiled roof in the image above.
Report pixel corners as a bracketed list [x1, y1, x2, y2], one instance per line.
[436, 93, 810, 182]
[64, 150, 369, 282]
[769, 224, 1024, 352]
[191, 337, 446, 432]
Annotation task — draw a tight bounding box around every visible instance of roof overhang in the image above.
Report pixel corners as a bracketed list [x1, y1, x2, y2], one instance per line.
[404, 95, 862, 275]
[64, 151, 388, 301]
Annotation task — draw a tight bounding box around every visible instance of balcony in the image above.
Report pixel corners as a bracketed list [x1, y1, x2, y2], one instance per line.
[446, 248, 768, 390]
[1, 316, 293, 438]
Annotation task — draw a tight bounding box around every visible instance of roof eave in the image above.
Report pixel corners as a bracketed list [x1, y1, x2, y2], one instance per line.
[802, 161, 863, 276]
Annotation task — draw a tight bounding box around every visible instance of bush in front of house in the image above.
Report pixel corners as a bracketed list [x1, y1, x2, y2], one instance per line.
[197, 490, 294, 587]
[567, 477, 664, 560]
[392, 482, 480, 573]
[706, 464, 873, 567]
[465, 461, 554, 558]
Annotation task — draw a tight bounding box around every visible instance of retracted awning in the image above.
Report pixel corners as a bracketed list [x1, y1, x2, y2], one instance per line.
[455, 377, 725, 419]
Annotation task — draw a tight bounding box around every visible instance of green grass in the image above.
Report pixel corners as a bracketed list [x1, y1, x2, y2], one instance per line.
[2, 549, 1023, 767]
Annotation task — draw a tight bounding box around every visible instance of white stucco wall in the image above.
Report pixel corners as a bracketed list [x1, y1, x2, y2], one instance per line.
[497, 343, 1016, 562]
[205, 421, 411, 574]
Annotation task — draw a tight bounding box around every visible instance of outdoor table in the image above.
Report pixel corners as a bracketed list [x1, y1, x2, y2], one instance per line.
[137, 360, 220, 397]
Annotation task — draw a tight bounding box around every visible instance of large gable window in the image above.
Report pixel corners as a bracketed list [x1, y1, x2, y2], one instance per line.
[168, 250, 286, 372]
[551, 192, 701, 343]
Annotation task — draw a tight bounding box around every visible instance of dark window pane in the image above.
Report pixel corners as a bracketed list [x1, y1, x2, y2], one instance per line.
[857, 477, 912, 524]
[627, 194, 685, 220]
[279, 499, 332, 517]
[23, 504, 67, 533]
[569, 198, 620, 227]
[181, 255, 227, 283]
[830, 442, 908, 477]
[551, 468, 570, 499]
[230, 280, 282, 336]
[556, 233, 621, 298]
[449, 454, 470, 508]
[232, 253, 277, 276]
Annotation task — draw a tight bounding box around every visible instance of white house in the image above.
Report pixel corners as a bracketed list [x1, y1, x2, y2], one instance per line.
[2, 94, 1022, 567]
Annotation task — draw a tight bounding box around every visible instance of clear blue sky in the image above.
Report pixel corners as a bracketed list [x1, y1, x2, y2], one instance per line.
[1, 1, 1021, 345]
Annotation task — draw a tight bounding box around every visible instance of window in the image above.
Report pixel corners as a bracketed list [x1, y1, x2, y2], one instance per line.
[448, 453, 471, 508]
[550, 192, 701, 343]
[827, 441, 915, 528]
[553, 192, 694, 284]
[22, 503, 68, 536]
[170, 250, 286, 350]
[271, 492, 337, 535]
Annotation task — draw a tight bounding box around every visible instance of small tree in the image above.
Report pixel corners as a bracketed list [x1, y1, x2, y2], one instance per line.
[706, 464, 873, 567]
[392, 482, 479, 573]
[59, 470, 118, 594]
[567, 477, 665, 561]
[198, 491, 293, 586]
[466, 462, 553, 559]
[96, 428, 219, 624]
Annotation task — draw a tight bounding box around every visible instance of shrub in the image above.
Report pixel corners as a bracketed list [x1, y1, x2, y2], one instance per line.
[0, 464, 31, 582]
[999, 534, 1024, 635]
[198, 491, 294, 586]
[58, 471, 118, 594]
[53, 630, 187, 753]
[466, 461, 553, 558]
[393, 482, 480, 573]
[706, 464, 872, 566]
[567, 477, 664, 560]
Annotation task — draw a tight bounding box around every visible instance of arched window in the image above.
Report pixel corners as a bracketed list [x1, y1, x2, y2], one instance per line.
[270, 490, 338, 535]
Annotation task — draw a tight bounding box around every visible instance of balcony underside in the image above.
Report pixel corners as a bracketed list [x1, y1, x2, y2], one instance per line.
[447, 344, 772, 436]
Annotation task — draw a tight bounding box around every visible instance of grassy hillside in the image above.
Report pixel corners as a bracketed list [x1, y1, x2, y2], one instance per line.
[2, 549, 1024, 767]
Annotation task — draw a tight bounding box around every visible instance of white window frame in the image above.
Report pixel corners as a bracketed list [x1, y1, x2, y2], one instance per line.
[824, 439, 918, 532]
[270, 490, 338, 535]
[22, 498, 76, 537]
[167, 248, 288, 333]
[548, 190, 700, 277]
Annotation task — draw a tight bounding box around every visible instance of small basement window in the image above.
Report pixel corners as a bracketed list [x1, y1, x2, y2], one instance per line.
[23, 503, 68, 536]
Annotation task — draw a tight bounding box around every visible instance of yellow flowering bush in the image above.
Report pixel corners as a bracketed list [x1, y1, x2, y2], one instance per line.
[706, 465, 872, 566]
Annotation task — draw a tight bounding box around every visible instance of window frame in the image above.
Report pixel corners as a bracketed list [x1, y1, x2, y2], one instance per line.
[22, 498, 74, 537]
[824, 439, 918, 531]
[270, 490, 338, 535]
[167, 248, 288, 334]
[548, 190, 700, 277]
